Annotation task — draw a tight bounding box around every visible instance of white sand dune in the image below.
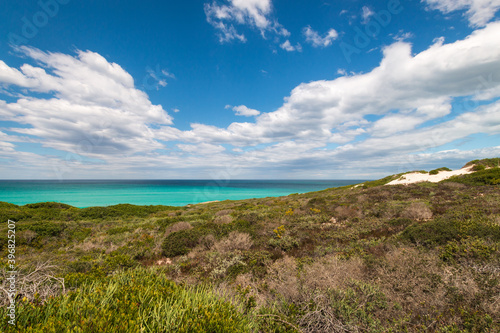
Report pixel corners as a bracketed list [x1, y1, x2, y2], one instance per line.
[386, 166, 475, 186]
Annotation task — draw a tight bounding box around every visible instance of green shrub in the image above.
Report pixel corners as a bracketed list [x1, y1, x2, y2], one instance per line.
[104, 253, 137, 270]
[24, 202, 74, 210]
[0, 202, 83, 224]
[79, 204, 171, 220]
[67, 226, 92, 241]
[472, 164, 486, 171]
[465, 158, 500, 169]
[106, 226, 131, 235]
[162, 228, 203, 257]
[18, 221, 66, 237]
[268, 235, 299, 251]
[1, 267, 254, 333]
[401, 215, 500, 247]
[157, 216, 185, 229]
[161, 221, 234, 257]
[430, 167, 452, 175]
[326, 280, 387, 330]
[444, 167, 500, 186]
[440, 237, 498, 262]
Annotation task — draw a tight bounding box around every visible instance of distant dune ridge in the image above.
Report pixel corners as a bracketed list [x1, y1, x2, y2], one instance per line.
[386, 166, 475, 185]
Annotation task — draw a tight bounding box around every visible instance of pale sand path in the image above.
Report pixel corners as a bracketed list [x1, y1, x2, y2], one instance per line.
[386, 166, 475, 185]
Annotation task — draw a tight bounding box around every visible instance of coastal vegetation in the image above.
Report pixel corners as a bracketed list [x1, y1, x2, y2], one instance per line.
[1, 158, 499, 332]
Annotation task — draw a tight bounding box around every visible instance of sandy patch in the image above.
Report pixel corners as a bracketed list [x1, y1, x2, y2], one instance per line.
[386, 166, 474, 185]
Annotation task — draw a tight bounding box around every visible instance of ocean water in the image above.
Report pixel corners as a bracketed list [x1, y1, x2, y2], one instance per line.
[0, 180, 365, 208]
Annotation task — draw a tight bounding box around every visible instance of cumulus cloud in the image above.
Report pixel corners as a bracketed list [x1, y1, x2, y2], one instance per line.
[0, 47, 172, 157]
[166, 22, 500, 150]
[424, 0, 500, 27]
[280, 40, 302, 52]
[227, 105, 261, 116]
[204, 0, 289, 43]
[303, 26, 338, 47]
[2, 23, 500, 179]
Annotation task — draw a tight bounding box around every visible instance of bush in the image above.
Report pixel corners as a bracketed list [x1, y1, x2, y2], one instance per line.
[161, 222, 232, 257]
[1, 267, 254, 333]
[465, 158, 500, 169]
[268, 235, 299, 252]
[106, 226, 131, 235]
[440, 237, 498, 262]
[162, 228, 202, 257]
[445, 168, 500, 186]
[18, 221, 66, 237]
[213, 232, 253, 253]
[164, 221, 192, 235]
[16, 230, 38, 245]
[79, 204, 170, 220]
[401, 215, 500, 247]
[473, 164, 486, 171]
[401, 202, 433, 221]
[429, 167, 452, 175]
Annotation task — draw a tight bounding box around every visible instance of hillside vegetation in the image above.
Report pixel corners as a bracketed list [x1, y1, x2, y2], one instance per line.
[1, 159, 499, 332]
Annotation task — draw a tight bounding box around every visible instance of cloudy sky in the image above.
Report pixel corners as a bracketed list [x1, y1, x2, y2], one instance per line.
[0, 0, 499, 179]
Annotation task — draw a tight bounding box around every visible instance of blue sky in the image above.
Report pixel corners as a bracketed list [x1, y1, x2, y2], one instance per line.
[0, 0, 499, 179]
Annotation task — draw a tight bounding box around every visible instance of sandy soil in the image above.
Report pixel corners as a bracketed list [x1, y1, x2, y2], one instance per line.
[386, 166, 474, 185]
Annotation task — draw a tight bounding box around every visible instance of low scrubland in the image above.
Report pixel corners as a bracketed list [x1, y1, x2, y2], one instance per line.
[1, 159, 499, 332]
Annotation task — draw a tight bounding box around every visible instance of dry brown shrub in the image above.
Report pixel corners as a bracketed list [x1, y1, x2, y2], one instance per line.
[72, 235, 118, 253]
[401, 202, 433, 221]
[441, 266, 480, 303]
[302, 255, 364, 292]
[357, 194, 368, 203]
[375, 247, 447, 322]
[215, 209, 234, 216]
[439, 182, 466, 190]
[164, 221, 192, 236]
[232, 273, 269, 308]
[0, 262, 65, 307]
[213, 231, 253, 253]
[266, 256, 299, 302]
[483, 293, 500, 315]
[334, 206, 362, 221]
[214, 215, 233, 224]
[17, 230, 38, 244]
[199, 234, 216, 250]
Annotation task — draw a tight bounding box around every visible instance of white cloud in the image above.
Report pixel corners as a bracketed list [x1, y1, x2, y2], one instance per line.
[144, 67, 175, 90]
[361, 6, 375, 23]
[280, 40, 302, 52]
[228, 105, 261, 117]
[204, 0, 288, 43]
[156, 22, 500, 161]
[303, 26, 338, 48]
[393, 30, 415, 41]
[424, 0, 500, 27]
[0, 47, 172, 157]
[337, 69, 348, 76]
[177, 142, 226, 155]
[2, 23, 500, 179]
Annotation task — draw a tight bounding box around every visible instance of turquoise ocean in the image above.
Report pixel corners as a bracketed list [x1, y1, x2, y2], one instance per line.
[0, 180, 365, 208]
